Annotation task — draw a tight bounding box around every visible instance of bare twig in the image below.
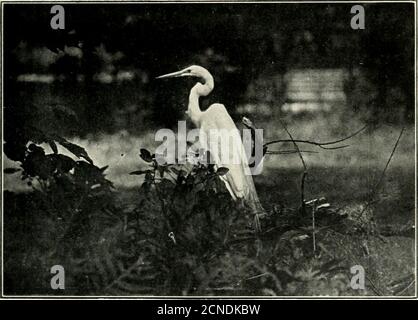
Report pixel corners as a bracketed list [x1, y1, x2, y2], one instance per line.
[373, 127, 405, 193]
[243, 272, 270, 282]
[265, 125, 368, 150]
[279, 120, 308, 211]
[312, 204, 316, 253]
[357, 127, 405, 220]
[267, 149, 318, 155]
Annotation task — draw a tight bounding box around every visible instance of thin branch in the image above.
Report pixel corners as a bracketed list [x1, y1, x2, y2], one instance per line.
[279, 120, 308, 211]
[280, 121, 307, 171]
[267, 149, 319, 155]
[264, 125, 368, 150]
[357, 127, 405, 220]
[312, 205, 316, 254]
[373, 127, 405, 193]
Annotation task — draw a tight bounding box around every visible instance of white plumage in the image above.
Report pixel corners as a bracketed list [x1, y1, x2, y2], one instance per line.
[157, 65, 265, 226]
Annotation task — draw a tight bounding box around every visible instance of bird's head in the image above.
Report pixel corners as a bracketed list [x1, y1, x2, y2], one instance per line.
[156, 65, 214, 96]
[156, 65, 211, 81]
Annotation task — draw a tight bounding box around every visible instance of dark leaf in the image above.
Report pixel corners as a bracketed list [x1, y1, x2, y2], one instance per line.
[50, 154, 76, 173]
[23, 150, 55, 180]
[74, 161, 108, 187]
[4, 168, 21, 174]
[139, 149, 153, 163]
[28, 143, 44, 154]
[216, 167, 229, 176]
[130, 170, 151, 176]
[207, 163, 215, 173]
[263, 145, 268, 156]
[58, 139, 93, 164]
[48, 140, 59, 154]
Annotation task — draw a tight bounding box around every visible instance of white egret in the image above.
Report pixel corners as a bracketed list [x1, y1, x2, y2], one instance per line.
[156, 65, 265, 230]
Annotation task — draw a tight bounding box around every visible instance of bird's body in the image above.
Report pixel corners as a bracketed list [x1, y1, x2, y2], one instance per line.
[157, 65, 265, 225]
[199, 103, 249, 200]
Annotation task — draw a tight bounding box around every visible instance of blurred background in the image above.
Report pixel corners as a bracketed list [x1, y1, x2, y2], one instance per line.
[4, 3, 414, 128]
[3, 3, 415, 207]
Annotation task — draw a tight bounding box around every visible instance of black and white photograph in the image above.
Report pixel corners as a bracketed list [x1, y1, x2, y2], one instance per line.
[1, 1, 416, 299]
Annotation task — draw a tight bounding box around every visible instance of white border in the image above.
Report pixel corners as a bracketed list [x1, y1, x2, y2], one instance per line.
[0, 0, 416, 300]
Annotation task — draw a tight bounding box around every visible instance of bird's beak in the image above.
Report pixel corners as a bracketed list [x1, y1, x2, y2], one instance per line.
[156, 69, 188, 79]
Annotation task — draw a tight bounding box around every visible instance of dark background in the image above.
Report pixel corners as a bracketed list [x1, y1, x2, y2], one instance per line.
[3, 3, 415, 137]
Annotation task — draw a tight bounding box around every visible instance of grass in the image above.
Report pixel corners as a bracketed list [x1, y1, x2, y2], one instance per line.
[4, 109, 414, 191]
[3, 109, 416, 296]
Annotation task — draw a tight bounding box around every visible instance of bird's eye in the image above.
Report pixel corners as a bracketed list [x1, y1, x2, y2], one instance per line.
[187, 69, 192, 73]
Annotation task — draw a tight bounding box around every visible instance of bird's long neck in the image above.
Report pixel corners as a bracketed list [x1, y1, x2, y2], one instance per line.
[187, 74, 214, 126]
